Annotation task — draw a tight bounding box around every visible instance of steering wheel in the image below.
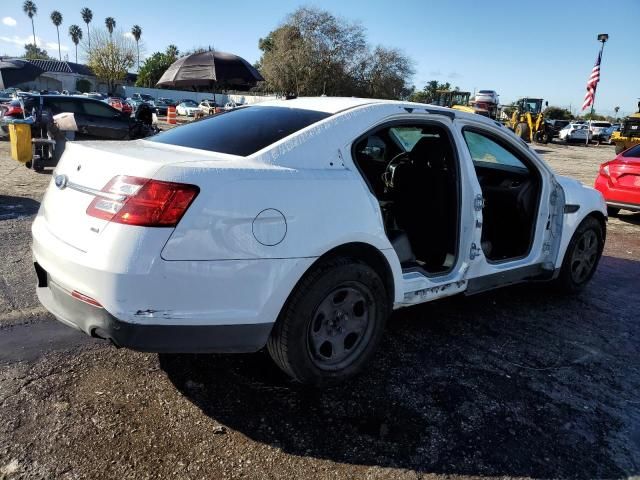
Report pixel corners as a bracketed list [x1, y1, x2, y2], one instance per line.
[382, 152, 411, 190]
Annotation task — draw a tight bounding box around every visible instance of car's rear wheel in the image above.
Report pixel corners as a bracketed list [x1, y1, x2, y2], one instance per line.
[555, 216, 604, 293]
[267, 257, 389, 386]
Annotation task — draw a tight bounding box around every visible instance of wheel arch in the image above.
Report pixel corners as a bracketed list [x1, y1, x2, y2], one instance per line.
[273, 242, 398, 329]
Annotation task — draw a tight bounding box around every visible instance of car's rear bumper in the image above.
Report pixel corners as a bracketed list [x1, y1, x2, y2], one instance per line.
[36, 272, 273, 353]
[594, 175, 640, 210]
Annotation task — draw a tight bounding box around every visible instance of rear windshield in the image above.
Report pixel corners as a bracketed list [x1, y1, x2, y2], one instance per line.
[149, 106, 331, 156]
[622, 144, 640, 158]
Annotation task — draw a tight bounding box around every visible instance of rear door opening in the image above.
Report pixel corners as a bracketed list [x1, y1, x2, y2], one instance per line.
[352, 122, 460, 276]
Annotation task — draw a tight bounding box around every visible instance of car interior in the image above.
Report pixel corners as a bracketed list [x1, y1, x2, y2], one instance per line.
[353, 124, 459, 274]
[353, 124, 541, 274]
[463, 129, 541, 262]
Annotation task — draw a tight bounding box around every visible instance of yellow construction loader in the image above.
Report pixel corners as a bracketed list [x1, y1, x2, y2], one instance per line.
[611, 102, 640, 154]
[507, 97, 551, 144]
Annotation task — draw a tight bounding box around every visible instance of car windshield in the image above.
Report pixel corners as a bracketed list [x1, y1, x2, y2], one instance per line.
[149, 106, 331, 156]
[182, 101, 197, 106]
[592, 122, 610, 127]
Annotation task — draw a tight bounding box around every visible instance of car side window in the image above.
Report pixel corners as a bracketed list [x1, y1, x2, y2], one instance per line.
[463, 130, 527, 170]
[83, 101, 118, 118]
[45, 99, 83, 114]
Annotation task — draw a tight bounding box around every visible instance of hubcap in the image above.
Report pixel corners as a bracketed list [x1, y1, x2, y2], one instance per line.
[307, 284, 373, 370]
[570, 230, 599, 283]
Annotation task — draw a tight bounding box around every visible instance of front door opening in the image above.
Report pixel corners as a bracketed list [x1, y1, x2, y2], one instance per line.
[353, 124, 459, 275]
[462, 129, 541, 261]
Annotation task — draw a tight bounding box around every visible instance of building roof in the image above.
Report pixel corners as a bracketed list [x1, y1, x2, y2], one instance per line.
[25, 59, 95, 76]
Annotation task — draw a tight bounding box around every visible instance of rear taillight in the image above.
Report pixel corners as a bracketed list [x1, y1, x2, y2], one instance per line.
[86, 175, 199, 227]
[600, 164, 610, 177]
[5, 106, 22, 116]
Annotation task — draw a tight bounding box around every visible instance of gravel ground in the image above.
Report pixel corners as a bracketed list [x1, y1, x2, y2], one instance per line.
[0, 136, 639, 479]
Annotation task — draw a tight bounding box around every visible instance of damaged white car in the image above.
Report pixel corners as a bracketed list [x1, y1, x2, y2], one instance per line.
[32, 97, 607, 385]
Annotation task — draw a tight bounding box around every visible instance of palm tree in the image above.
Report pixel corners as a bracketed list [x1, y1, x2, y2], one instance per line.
[80, 7, 93, 49]
[50, 11, 63, 60]
[131, 25, 142, 70]
[22, 1, 38, 46]
[105, 17, 116, 41]
[166, 44, 179, 60]
[68, 25, 82, 63]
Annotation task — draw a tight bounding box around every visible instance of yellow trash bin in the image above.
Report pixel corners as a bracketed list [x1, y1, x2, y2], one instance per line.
[8, 123, 32, 163]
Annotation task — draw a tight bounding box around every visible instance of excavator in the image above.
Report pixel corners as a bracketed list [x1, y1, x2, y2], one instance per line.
[507, 97, 552, 144]
[611, 101, 640, 154]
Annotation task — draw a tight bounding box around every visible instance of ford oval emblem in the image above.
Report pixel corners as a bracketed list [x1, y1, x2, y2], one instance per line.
[54, 174, 68, 190]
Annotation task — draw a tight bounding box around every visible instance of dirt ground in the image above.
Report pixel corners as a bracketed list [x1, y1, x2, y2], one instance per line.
[0, 135, 638, 480]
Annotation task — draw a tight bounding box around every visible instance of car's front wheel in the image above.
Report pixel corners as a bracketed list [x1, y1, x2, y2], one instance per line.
[267, 257, 389, 386]
[555, 216, 604, 293]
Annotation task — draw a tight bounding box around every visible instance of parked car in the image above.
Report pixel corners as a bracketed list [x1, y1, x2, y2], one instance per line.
[589, 121, 612, 143]
[121, 100, 133, 116]
[32, 97, 607, 385]
[223, 101, 243, 111]
[0, 99, 24, 134]
[17, 94, 150, 140]
[474, 90, 499, 105]
[594, 143, 640, 215]
[131, 93, 155, 107]
[176, 99, 199, 116]
[199, 99, 218, 115]
[107, 97, 124, 111]
[559, 123, 592, 143]
[547, 119, 571, 138]
[154, 98, 176, 116]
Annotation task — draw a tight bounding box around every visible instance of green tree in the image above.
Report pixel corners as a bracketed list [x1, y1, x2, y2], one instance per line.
[135, 46, 180, 87]
[86, 27, 134, 93]
[408, 80, 454, 103]
[166, 44, 179, 61]
[68, 25, 82, 63]
[131, 25, 142, 70]
[105, 17, 116, 41]
[24, 43, 50, 60]
[50, 10, 63, 61]
[80, 7, 93, 49]
[582, 112, 607, 121]
[23, 1, 38, 46]
[257, 7, 413, 98]
[544, 106, 572, 120]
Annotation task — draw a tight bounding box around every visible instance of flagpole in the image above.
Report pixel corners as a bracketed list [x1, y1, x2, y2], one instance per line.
[587, 34, 609, 146]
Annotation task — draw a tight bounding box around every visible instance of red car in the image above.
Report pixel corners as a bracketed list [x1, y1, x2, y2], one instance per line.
[121, 100, 133, 116]
[594, 143, 640, 216]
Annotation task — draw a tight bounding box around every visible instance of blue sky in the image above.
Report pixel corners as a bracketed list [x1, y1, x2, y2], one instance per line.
[1, 0, 638, 116]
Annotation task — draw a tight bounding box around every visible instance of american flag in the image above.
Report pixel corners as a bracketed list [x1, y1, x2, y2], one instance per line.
[582, 51, 602, 111]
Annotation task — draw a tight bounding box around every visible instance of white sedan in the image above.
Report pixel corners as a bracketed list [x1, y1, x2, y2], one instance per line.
[175, 100, 199, 116]
[559, 123, 592, 143]
[32, 97, 606, 385]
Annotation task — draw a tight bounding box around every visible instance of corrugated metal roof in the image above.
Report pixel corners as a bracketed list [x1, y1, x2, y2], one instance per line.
[25, 59, 95, 76]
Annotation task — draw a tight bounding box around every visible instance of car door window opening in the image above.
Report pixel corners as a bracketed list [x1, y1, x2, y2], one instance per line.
[462, 128, 542, 262]
[353, 122, 460, 275]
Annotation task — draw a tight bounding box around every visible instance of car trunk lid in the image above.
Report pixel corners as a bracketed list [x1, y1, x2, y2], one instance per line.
[41, 139, 234, 252]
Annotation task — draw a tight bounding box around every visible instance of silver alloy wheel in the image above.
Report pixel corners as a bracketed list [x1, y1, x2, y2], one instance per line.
[307, 283, 374, 370]
[570, 229, 599, 283]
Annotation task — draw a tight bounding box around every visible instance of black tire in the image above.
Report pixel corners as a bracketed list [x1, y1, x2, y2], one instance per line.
[607, 206, 620, 217]
[555, 216, 604, 293]
[267, 257, 389, 386]
[515, 122, 530, 142]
